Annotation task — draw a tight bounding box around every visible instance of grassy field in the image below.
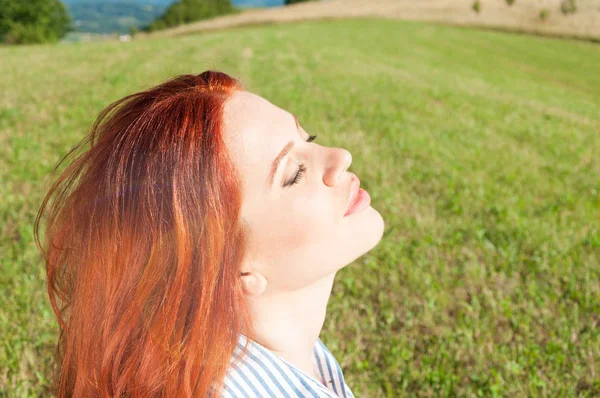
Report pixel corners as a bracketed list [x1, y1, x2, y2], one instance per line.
[1, 18, 599, 397]
[141, 0, 600, 43]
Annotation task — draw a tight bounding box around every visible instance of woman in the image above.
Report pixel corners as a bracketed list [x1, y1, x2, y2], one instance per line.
[34, 70, 385, 397]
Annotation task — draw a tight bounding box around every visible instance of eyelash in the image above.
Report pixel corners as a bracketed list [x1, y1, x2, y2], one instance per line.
[286, 135, 317, 187]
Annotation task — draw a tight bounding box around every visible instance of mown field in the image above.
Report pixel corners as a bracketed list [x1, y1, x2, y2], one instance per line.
[1, 18, 599, 397]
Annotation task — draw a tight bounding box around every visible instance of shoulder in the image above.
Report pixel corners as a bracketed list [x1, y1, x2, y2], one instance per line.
[220, 335, 346, 398]
[313, 338, 356, 398]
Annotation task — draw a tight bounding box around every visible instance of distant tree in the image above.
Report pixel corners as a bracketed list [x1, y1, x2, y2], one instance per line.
[506, 0, 515, 5]
[560, 0, 577, 15]
[472, 0, 481, 13]
[539, 8, 550, 21]
[142, 0, 234, 32]
[129, 25, 139, 37]
[0, 0, 73, 44]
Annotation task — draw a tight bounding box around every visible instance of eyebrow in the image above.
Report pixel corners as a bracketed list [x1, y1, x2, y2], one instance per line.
[268, 114, 300, 187]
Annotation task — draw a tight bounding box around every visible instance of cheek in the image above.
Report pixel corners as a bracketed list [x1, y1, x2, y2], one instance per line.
[280, 191, 332, 246]
[258, 190, 332, 254]
[244, 189, 342, 288]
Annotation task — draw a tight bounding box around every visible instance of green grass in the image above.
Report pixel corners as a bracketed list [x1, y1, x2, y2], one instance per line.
[1, 18, 599, 397]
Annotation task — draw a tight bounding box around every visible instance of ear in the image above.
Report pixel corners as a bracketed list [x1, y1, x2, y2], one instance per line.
[240, 271, 267, 297]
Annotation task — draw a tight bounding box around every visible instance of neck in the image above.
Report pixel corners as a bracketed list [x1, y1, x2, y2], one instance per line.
[244, 272, 337, 378]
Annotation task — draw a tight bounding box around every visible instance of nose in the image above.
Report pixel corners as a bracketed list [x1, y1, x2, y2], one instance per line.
[322, 147, 352, 187]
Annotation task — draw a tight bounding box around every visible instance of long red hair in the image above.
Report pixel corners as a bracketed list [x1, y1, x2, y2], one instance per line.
[34, 71, 254, 397]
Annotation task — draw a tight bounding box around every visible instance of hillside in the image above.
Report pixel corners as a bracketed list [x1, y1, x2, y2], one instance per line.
[61, 0, 284, 35]
[140, 0, 600, 42]
[62, 0, 174, 5]
[64, 1, 168, 34]
[1, 18, 599, 396]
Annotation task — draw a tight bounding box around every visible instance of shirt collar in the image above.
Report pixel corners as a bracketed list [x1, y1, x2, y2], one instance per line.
[237, 333, 344, 397]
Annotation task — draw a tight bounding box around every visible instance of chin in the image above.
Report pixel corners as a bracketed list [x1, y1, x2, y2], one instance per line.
[345, 206, 385, 263]
[365, 206, 385, 250]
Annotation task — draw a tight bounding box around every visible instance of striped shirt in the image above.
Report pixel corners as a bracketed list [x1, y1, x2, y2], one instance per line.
[219, 334, 355, 398]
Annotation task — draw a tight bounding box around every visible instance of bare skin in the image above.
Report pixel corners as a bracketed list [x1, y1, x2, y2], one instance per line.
[222, 90, 385, 380]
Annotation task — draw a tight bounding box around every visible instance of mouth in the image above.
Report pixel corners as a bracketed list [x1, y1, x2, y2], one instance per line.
[343, 174, 370, 217]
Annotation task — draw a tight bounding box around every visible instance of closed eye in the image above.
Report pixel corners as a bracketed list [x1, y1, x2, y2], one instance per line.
[284, 135, 317, 187]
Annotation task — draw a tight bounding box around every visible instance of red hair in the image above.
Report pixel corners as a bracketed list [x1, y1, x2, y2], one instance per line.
[34, 71, 254, 397]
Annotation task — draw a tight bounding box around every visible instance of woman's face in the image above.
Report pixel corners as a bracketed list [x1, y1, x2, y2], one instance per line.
[222, 90, 384, 293]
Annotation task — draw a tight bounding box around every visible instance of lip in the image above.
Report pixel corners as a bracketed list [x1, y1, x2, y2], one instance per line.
[344, 174, 360, 217]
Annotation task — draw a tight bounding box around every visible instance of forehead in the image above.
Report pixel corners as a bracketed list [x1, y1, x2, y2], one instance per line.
[222, 90, 295, 186]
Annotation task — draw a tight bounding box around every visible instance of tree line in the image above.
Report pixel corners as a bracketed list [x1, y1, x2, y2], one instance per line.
[140, 0, 315, 33]
[0, 0, 316, 45]
[0, 0, 72, 44]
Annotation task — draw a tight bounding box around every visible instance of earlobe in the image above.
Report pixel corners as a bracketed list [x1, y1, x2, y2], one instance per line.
[240, 272, 267, 297]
